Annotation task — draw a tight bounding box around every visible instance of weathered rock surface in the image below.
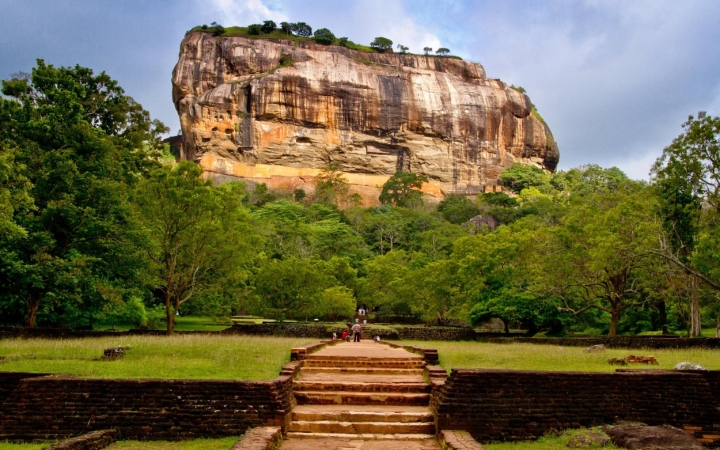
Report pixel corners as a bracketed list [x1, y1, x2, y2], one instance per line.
[605, 425, 704, 449]
[172, 32, 560, 204]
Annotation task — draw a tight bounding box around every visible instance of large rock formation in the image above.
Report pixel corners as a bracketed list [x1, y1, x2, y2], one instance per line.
[172, 32, 559, 204]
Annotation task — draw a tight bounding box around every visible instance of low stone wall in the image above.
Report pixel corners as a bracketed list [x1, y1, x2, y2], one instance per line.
[45, 429, 118, 450]
[435, 368, 720, 445]
[395, 326, 476, 341]
[0, 372, 48, 408]
[0, 374, 293, 441]
[477, 336, 720, 349]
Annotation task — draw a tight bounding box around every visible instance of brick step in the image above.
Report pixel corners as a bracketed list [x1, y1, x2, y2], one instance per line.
[288, 420, 435, 434]
[294, 390, 431, 406]
[300, 367, 425, 376]
[292, 405, 434, 423]
[303, 358, 425, 369]
[293, 381, 431, 393]
[285, 432, 437, 441]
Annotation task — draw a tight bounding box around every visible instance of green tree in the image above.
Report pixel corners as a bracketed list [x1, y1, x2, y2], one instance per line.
[261, 20, 277, 33]
[292, 22, 312, 37]
[280, 22, 292, 35]
[500, 163, 550, 194]
[370, 37, 393, 52]
[379, 171, 428, 207]
[247, 24, 262, 35]
[537, 182, 659, 336]
[423, 47, 432, 55]
[397, 44, 409, 54]
[0, 60, 165, 328]
[651, 112, 720, 335]
[134, 163, 255, 334]
[315, 163, 349, 206]
[313, 286, 356, 321]
[436, 195, 480, 224]
[253, 256, 331, 320]
[313, 28, 336, 45]
[436, 48, 450, 56]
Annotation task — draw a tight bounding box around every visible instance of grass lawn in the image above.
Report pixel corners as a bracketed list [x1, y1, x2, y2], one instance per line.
[403, 340, 720, 372]
[0, 335, 315, 380]
[0, 443, 46, 450]
[484, 428, 619, 449]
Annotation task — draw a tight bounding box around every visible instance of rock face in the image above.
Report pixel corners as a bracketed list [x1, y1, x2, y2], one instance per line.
[172, 32, 560, 204]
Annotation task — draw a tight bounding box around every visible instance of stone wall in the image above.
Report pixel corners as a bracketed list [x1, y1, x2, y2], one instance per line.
[435, 368, 720, 444]
[0, 372, 47, 407]
[477, 336, 720, 349]
[223, 323, 476, 341]
[45, 429, 118, 450]
[0, 374, 294, 441]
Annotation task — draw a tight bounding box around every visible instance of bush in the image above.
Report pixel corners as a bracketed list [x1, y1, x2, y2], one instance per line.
[370, 37, 393, 52]
[261, 20, 277, 33]
[313, 28, 336, 45]
[247, 24, 262, 35]
[292, 22, 312, 37]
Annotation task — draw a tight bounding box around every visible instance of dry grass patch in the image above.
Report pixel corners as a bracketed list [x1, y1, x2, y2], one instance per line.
[0, 335, 316, 380]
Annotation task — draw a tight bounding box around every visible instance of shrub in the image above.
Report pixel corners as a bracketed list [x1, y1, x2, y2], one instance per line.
[370, 37, 393, 52]
[436, 47, 450, 56]
[292, 22, 312, 37]
[247, 24, 262, 35]
[261, 20, 277, 33]
[313, 28, 336, 45]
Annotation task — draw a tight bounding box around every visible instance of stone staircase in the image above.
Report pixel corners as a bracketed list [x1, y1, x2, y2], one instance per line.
[287, 341, 437, 441]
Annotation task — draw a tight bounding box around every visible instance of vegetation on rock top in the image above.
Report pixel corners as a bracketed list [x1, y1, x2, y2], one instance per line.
[187, 21, 461, 59]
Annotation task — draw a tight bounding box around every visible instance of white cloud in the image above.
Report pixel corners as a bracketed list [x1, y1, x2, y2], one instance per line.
[209, 0, 288, 26]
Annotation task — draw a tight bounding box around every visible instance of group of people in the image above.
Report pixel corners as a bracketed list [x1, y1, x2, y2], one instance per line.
[333, 319, 380, 342]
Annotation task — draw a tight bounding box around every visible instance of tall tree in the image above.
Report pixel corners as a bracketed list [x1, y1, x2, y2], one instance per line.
[379, 171, 428, 207]
[134, 162, 255, 334]
[0, 60, 165, 328]
[537, 182, 659, 336]
[651, 113, 720, 335]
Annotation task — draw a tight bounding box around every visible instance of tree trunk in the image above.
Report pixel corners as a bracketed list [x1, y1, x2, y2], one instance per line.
[656, 300, 668, 335]
[609, 306, 620, 337]
[165, 292, 174, 335]
[25, 293, 42, 328]
[716, 314, 720, 338]
[690, 275, 702, 337]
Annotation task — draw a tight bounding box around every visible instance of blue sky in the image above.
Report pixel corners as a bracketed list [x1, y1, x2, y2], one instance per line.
[2, 0, 719, 179]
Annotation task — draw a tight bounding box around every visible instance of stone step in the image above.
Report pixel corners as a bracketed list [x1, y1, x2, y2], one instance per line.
[285, 432, 437, 441]
[303, 359, 426, 369]
[292, 405, 434, 423]
[294, 390, 431, 406]
[294, 381, 431, 394]
[288, 420, 436, 434]
[300, 366, 425, 376]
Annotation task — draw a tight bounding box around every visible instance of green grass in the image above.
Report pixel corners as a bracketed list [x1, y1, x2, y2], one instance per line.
[106, 437, 240, 450]
[484, 428, 618, 449]
[0, 335, 315, 380]
[0, 443, 46, 450]
[96, 315, 234, 332]
[403, 341, 720, 372]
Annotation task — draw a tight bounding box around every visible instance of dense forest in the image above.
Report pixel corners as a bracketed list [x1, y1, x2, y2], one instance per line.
[1, 61, 719, 336]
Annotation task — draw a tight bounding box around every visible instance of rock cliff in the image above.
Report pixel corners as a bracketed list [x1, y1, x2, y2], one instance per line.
[172, 32, 559, 203]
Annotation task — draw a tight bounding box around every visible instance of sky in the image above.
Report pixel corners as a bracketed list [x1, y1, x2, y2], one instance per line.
[2, 0, 719, 180]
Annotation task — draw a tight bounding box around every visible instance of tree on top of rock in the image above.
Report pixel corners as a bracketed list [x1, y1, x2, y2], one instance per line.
[313, 28, 336, 45]
[292, 22, 313, 37]
[379, 171, 428, 208]
[436, 47, 450, 56]
[261, 20, 277, 33]
[370, 37, 393, 52]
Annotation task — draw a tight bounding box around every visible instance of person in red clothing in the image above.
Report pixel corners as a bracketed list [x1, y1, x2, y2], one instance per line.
[341, 330, 349, 341]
